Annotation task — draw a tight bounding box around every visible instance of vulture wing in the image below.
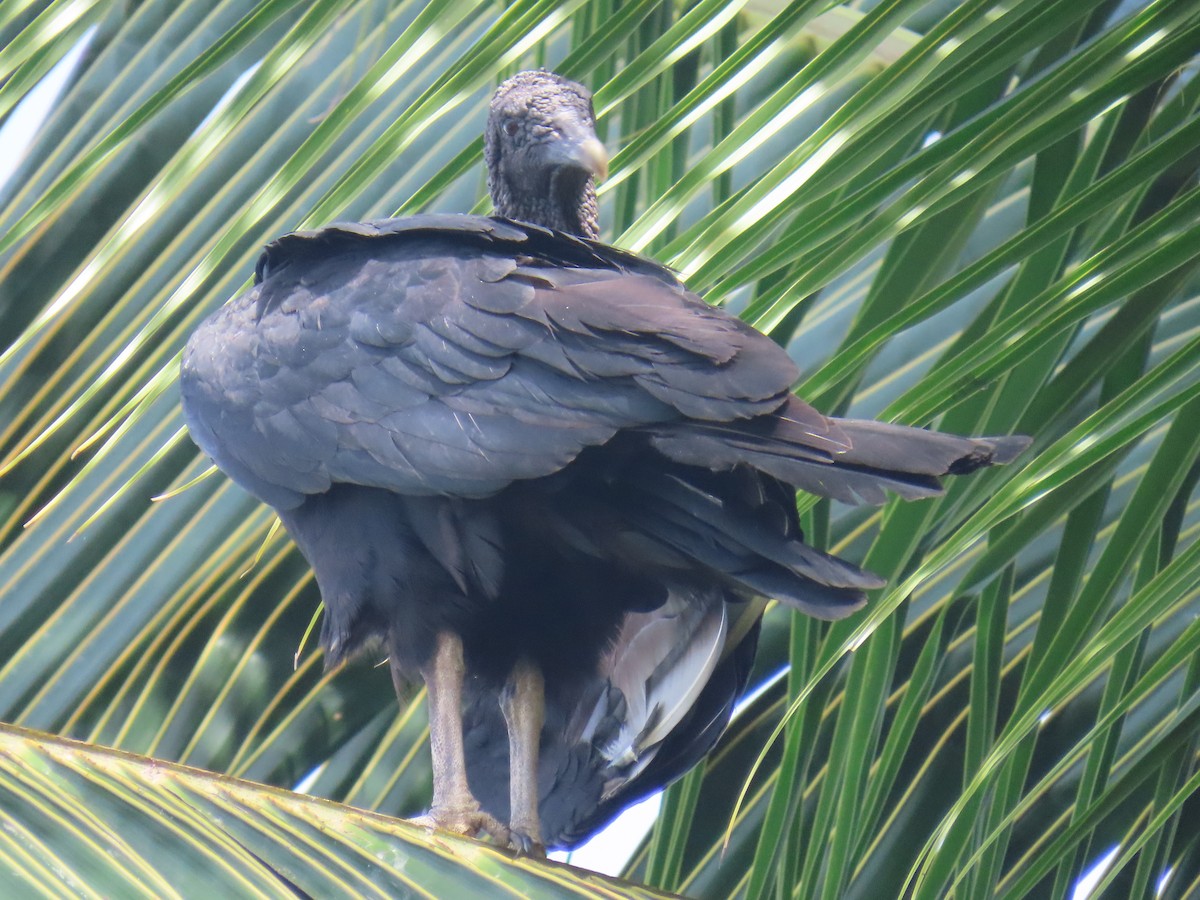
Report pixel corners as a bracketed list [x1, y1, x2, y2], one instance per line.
[181, 214, 849, 511]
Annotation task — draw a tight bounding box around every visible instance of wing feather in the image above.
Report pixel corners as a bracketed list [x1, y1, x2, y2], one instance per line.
[181, 215, 799, 508]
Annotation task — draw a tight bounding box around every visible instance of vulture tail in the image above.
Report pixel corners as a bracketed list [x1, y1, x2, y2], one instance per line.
[647, 396, 1031, 506]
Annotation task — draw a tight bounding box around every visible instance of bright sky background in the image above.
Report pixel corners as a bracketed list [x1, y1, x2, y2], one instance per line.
[0, 34, 89, 190]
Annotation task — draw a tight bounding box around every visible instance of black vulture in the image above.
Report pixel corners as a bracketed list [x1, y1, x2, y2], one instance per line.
[180, 70, 1028, 854]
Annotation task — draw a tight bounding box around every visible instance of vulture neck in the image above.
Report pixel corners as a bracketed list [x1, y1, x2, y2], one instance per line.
[493, 171, 599, 240]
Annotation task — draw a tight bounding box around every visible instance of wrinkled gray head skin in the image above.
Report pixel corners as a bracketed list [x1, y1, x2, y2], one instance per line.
[486, 70, 607, 239]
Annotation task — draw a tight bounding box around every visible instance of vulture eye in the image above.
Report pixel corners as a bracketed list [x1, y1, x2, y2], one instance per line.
[503, 119, 520, 137]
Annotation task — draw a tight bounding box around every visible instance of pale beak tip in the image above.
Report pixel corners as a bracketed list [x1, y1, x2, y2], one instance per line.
[578, 136, 609, 182]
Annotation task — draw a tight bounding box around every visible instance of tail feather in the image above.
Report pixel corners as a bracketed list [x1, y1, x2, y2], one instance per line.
[833, 418, 1031, 475]
[647, 396, 1030, 506]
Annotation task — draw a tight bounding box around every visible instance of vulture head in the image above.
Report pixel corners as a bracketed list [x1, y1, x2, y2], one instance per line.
[485, 70, 608, 239]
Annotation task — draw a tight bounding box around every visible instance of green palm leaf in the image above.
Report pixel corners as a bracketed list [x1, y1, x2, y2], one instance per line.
[0, 722, 672, 898]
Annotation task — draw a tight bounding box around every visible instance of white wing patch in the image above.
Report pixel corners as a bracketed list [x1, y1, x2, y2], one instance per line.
[594, 589, 728, 797]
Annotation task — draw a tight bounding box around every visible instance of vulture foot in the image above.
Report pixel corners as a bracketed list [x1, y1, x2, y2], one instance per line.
[410, 803, 510, 845]
[502, 659, 546, 857]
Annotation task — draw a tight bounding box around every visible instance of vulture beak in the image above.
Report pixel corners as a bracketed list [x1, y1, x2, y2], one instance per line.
[571, 135, 609, 182]
[550, 123, 609, 182]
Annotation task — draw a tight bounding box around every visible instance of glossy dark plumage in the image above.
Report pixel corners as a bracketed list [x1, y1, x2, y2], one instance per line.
[180, 72, 1028, 851]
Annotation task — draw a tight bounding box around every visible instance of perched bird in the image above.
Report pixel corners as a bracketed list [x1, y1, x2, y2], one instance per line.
[180, 71, 1028, 853]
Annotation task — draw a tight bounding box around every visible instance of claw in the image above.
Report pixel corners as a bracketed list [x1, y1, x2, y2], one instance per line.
[409, 803, 510, 845]
[508, 828, 546, 858]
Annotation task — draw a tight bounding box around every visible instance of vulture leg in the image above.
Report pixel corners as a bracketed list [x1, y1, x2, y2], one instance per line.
[501, 659, 545, 855]
[408, 631, 508, 843]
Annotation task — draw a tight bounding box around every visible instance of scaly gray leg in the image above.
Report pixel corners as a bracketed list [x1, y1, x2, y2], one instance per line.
[501, 658, 545, 856]
[406, 631, 508, 844]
